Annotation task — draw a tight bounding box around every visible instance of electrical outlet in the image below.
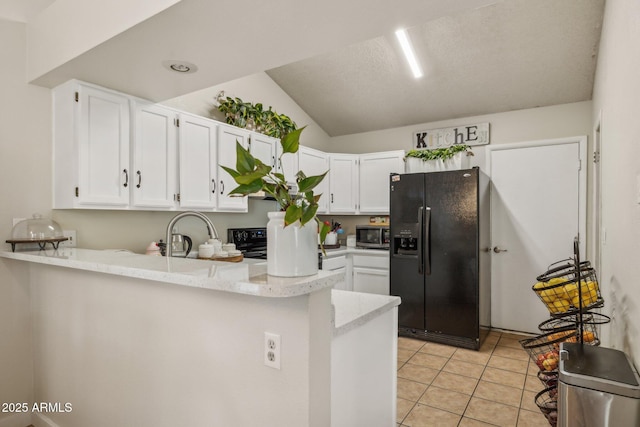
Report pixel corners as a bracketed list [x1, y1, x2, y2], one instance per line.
[264, 332, 281, 369]
[59, 230, 77, 248]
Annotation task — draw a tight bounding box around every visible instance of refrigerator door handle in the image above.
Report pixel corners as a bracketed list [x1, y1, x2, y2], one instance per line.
[418, 206, 424, 275]
[425, 207, 431, 275]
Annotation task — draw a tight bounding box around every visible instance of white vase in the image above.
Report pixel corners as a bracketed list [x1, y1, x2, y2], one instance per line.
[267, 211, 318, 277]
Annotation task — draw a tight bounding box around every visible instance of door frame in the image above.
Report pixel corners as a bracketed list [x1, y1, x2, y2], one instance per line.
[486, 135, 588, 258]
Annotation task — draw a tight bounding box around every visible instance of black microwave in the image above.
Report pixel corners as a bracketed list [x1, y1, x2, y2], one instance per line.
[355, 226, 390, 249]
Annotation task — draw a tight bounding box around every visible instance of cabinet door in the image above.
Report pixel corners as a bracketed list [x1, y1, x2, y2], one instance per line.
[329, 154, 358, 214]
[178, 113, 217, 209]
[352, 267, 389, 295]
[77, 85, 130, 207]
[249, 132, 277, 170]
[276, 143, 299, 183]
[217, 125, 249, 211]
[298, 146, 330, 214]
[358, 151, 405, 214]
[132, 102, 177, 208]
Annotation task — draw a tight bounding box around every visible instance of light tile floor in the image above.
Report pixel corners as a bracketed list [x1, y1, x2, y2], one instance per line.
[397, 330, 551, 427]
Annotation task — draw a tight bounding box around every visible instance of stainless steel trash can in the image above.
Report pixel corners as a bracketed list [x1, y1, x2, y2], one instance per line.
[558, 342, 640, 426]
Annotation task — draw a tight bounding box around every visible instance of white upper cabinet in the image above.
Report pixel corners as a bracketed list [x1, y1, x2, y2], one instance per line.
[178, 113, 218, 210]
[328, 154, 359, 214]
[217, 125, 249, 212]
[250, 132, 299, 183]
[298, 146, 330, 214]
[358, 151, 405, 213]
[131, 101, 178, 209]
[53, 81, 130, 208]
[277, 144, 299, 183]
[249, 132, 277, 170]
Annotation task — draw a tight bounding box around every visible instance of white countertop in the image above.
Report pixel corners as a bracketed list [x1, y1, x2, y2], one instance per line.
[331, 290, 400, 337]
[0, 248, 342, 298]
[322, 247, 390, 258]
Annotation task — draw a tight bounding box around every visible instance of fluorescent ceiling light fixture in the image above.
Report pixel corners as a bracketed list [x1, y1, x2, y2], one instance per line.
[395, 29, 423, 78]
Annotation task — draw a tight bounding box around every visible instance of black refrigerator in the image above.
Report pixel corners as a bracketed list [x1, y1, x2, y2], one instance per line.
[389, 167, 491, 350]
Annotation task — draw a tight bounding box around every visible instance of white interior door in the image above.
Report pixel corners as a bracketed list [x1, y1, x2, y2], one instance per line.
[488, 137, 586, 333]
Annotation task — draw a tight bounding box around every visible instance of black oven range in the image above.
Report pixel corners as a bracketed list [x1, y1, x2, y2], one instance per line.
[227, 227, 267, 259]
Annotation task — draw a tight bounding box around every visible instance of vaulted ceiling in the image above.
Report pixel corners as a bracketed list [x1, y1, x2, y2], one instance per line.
[3, 0, 604, 137]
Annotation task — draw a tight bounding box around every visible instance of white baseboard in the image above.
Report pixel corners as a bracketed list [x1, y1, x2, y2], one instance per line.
[0, 412, 32, 427]
[32, 414, 59, 427]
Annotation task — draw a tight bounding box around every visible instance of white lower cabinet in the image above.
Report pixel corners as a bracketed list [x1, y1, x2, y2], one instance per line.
[352, 267, 389, 295]
[352, 253, 390, 295]
[321, 254, 349, 291]
[322, 251, 389, 294]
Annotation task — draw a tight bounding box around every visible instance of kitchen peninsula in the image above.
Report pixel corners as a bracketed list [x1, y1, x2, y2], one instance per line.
[0, 248, 399, 427]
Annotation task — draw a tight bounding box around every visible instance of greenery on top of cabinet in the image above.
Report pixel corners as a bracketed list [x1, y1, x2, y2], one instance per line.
[405, 144, 473, 161]
[217, 96, 297, 139]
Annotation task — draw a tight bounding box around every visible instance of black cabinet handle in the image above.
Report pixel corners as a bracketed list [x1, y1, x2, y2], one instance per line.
[136, 171, 142, 188]
[221, 180, 225, 194]
[211, 179, 216, 194]
[123, 169, 128, 187]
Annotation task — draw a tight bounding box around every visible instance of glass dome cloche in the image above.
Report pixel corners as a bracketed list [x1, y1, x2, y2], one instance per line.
[6, 213, 68, 252]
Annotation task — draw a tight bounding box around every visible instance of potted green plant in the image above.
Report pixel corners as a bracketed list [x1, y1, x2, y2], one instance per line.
[216, 95, 297, 138]
[221, 126, 330, 277]
[405, 144, 473, 173]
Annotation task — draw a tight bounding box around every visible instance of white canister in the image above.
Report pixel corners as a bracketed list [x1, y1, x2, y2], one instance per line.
[325, 232, 337, 246]
[198, 243, 215, 258]
[209, 239, 222, 253]
[222, 243, 236, 252]
[346, 235, 356, 247]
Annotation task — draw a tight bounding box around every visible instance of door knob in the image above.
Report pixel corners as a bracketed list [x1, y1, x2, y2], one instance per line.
[493, 246, 508, 253]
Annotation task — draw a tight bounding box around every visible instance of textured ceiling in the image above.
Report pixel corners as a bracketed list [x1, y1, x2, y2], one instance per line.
[267, 0, 605, 136]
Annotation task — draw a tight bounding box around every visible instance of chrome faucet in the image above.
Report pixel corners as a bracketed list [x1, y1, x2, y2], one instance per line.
[165, 211, 219, 257]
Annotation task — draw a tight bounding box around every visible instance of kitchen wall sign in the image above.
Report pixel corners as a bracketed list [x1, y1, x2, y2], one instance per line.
[413, 122, 490, 150]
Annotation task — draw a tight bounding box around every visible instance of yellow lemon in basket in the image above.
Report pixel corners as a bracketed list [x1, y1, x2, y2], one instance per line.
[564, 282, 578, 298]
[539, 289, 557, 304]
[552, 299, 570, 313]
[571, 294, 586, 308]
[582, 288, 598, 306]
[548, 277, 565, 286]
[586, 281, 598, 292]
[534, 281, 546, 290]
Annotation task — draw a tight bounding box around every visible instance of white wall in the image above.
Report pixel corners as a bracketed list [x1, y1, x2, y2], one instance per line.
[592, 0, 640, 365]
[0, 20, 51, 426]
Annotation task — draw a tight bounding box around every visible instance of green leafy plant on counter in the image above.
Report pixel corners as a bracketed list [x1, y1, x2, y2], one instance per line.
[217, 96, 297, 139]
[405, 144, 473, 161]
[221, 126, 331, 242]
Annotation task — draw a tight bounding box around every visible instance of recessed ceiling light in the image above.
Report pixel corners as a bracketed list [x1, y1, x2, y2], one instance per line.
[162, 60, 198, 74]
[395, 29, 423, 79]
